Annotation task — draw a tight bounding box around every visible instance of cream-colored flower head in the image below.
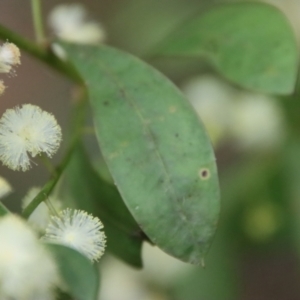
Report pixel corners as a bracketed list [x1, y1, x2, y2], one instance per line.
[22, 187, 62, 232]
[0, 176, 12, 199]
[48, 4, 106, 44]
[43, 208, 106, 262]
[0, 104, 62, 171]
[0, 214, 59, 300]
[0, 42, 21, 74]
[231, 93, 285, 151]
[182, 75, 235, 146]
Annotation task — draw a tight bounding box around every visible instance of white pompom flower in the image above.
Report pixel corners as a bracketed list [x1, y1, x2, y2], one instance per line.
[22, 186, 62, 232]
[48, 4, 106, 44]
[231, 93, 285, 151]
[0, 214, 59, 300]
[43, 209, 106, 262]
[182, 75, 235, 146]
[0, 42, 21, 74]
[0, 104, 62, 171]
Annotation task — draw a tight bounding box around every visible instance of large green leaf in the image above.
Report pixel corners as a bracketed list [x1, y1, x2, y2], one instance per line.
[156, 2, 298, 95]
[64, 44, 220, 264]
[46, 243, 99, 300]
[66, 145, 143, 268]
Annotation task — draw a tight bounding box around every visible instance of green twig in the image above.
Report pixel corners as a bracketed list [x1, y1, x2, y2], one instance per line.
[45, 197, 59, 217]
[0, 23, 82, 83]
[22, 143, 75, 219]
[22, 93, 88, 219]
[39, 153, 57, 176]
[31, 0, 45, 44]
[0, 23, 88, 219]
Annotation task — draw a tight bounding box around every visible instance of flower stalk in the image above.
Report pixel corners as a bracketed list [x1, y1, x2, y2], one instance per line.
[22, 93, 88, 219]
[0, 23, 82, 83]
[31, 0, 45, 44]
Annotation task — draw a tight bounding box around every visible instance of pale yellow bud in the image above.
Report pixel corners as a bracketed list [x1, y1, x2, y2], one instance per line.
[0, 81, 5, 96]
[0, 176, 12, 199]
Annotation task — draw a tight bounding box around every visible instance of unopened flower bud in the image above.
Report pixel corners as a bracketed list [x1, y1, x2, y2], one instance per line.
[0, 176, 12, 199]
[0, 81, 5, 96]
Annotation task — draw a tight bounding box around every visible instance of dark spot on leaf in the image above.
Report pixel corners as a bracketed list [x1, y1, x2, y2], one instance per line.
[199, 168, 211, 180]
[103, 101, 109, 106]
[175, 133, 179, 138]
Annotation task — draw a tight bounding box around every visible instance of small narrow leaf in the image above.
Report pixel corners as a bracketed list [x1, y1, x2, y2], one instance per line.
[64, 44, 220, 264]
[46, 243, 99, 300]
[66, 145, 143, 268]
[157, 2, 298, 94]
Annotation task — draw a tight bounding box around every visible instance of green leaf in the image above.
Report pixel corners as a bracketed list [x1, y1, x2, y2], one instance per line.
[63, 44, 220, 264]
[156, 2, 298, 95]
[0, 202, 9, 216]
[46, 243, 99, 300]
[66, 145, 143, 268]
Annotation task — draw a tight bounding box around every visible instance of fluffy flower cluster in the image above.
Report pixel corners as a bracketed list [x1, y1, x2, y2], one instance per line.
[0, 42, 21, 97]
[0, 42, 21, 74]
[0, 214, 59, 300]
[48, 4, 106, 44]
[0, 104, 62, 171]
[43, 209, 106, 262]
[49, 4, 105, 44]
